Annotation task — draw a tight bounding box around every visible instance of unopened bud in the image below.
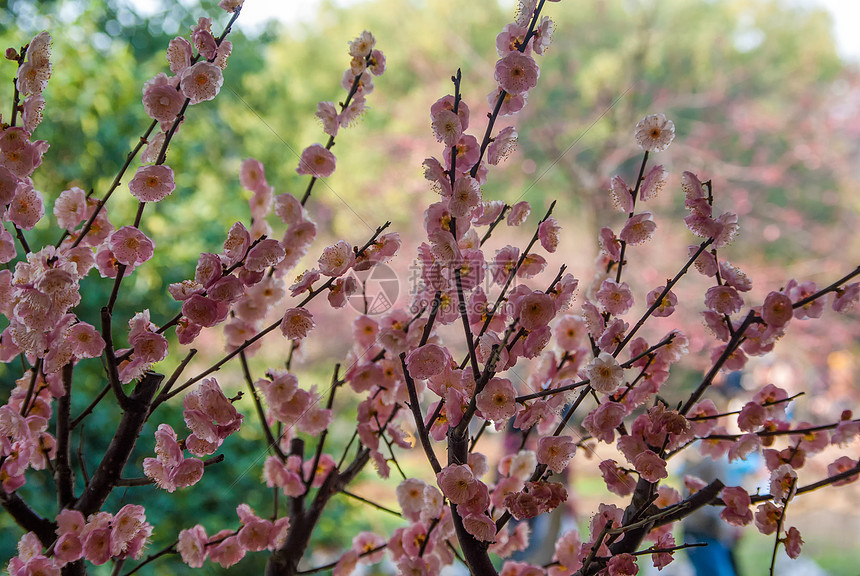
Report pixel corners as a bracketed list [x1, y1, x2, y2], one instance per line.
[5, 47, 18, 60]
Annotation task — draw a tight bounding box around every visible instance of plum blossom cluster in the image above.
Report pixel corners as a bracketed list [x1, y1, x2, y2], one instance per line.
[297, 30, 386, 180]
[7, 506, 152, 572]
[0, 34, 52, 266]
[8, 31, 51, 133]
[143, 17, 229, 128]
[142, 377, 242, 491]
[0, 377, 57, 492]
[177, 504, 290, 569]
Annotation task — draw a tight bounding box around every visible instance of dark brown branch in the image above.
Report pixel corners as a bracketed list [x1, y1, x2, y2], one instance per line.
[614, 151, 649, 284]
[121, 540, 177, 576]
[614, 238, 713, 356]
[462, 200, 557, 370]
[300, 49, 373, 205]
[652, 479, 725, 527]
[70, 383, 110, 429]
[306, 364, 341, 489]
[680, 310, 757, 415]
[455, 267, 481, 383]
[687, 392, 803, 421]
[340, 490, 402, 517]
[447, 432, 498, 576]
[295, 545, 387, 575]
[18, 359, 41, 417]
[769, 477, 797, 576]
[400, 352, 442, 474]
[792, 265, 860, 309]
[0, 489, 56, 546]
[55, 362, 76, 508]
[240, 350, 286, 461]
[74, 371, 162, 516]
[266, 443, 372, 576]
[157, 348, 198, 401]
[497, 386, 591, 533]
[100, 307, 133, 411]
[479, 204, 510, 246]
[469, 0, 546, 178]
[516, 334, 675, 403]
[68, 122, 157, 249]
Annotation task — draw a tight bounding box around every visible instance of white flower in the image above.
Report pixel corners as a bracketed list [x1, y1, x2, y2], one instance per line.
[634, 113, 675, 152]
[587, 352, 624, 394]
[317, 240, 354, 277]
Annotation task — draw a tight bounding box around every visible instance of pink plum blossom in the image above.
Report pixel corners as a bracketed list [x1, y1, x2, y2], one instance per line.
[128, 165, 175, 202]
[552, 530, 582, 573]
[405, 344, 449, 380]
[584, 401, 627, 443]
[142, 73, 184, 123]
[632, 450, 667, 482]
[281, 307, 315, 340]
[599, 459, 636, 496]
[833, 282, 859, 313]
[180, 61, 223, 104]
[245, 238, 286, 272]
[488, 126, 518, 165]
[538, 217, 560, 252]
[476, 377, 517, 421]
[448, 134, 480, 173]
[494, 51, 540, 95]
[762, 290, 793, 327]
[208, 533, 245, 568]
[609, 175, 633, 212]
[53, 187, 87, 231]
[608, 553, 638, 576]
[109, 227, 155, 266]
[599, 227, 622, 261]
[488, 87, 528, 116]
[619, 212, 657, 245]
[827, 456, 859, 486]
[518, 291, 556, 330]
[449, 176, 482, 218]
[437, 464, 477, 505]
[646, 286, 677, 317]
[463, 513, 496, 542]
[754, 502, 781, 535]
[177, 525, 208, 568]
[784, 526, 803, 559]
[431, 109, 462, 146]
[537, 435, 576, 474]
[397, 478, 428, 522]
[8, 180, 44, 229]
[318, 240, 355, 276]
[507, 201, 531, 226]
[770, 464, 797, 502]
[705, 285, 743, 316]
[316, 101, 340, 137]
[496, 22, 531, 55]
[0, 165, 18, 205]
[296, 143, 336, 178]
[720, 486, 752, 526]
[639, 164, 667, 201]
[597, 279, 634, 316]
